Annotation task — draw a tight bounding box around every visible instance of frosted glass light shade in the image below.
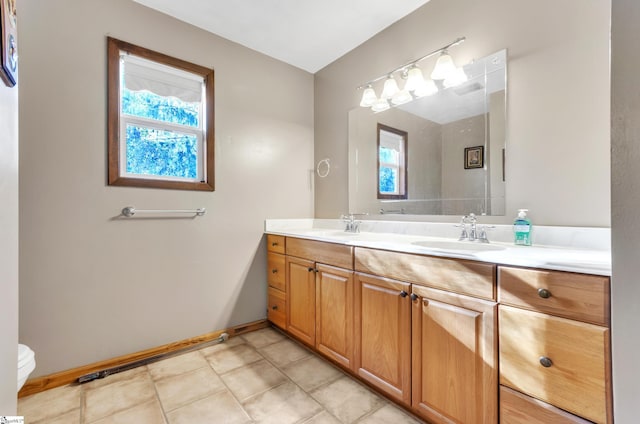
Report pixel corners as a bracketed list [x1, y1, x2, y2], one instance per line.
[391, 89, 412, 105]
[371, 97, 390, 113]
[413, 79, 438, 97]
[443, 67, 469, 88]
[430, 51, 457, 80]
[381, 76, 400, 99]
[359, 85, 377, 107]
[404, 66, 425, 92]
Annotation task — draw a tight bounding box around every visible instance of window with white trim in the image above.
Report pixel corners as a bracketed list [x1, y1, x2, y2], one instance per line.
[107, 37, 215, 191]
[377, 123, 408, 199]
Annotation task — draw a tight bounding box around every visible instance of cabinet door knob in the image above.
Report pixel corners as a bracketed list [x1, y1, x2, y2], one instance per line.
[537, 288, 551, 299]
[410, 293, 418, 301]
[308, 267, 315, 272]
[271, 242, 278, 246]
[271, 305, 278, 310]
[400, 290, 408, 298]
[539, 356, 553, 367]
[271, 269, 278, 274]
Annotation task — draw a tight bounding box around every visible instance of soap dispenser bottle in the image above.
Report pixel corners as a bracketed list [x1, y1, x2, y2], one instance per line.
[513, 209, 532, 246]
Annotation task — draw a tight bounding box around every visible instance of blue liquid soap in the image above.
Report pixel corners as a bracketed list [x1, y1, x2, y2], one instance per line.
[514, 209, 532, 246]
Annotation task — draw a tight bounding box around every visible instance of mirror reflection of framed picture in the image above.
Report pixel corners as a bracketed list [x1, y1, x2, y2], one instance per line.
[0, 0, 17, 87]
[464, 146, 484, 169]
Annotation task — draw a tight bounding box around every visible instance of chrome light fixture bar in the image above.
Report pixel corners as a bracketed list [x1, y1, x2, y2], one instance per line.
[357, 37, 466, 111]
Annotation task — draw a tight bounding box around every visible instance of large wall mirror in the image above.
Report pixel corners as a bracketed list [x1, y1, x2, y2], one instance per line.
[349, 49, 506, 216]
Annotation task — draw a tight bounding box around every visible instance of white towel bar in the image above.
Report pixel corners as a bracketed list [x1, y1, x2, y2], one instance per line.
[121, 206, 206, 217]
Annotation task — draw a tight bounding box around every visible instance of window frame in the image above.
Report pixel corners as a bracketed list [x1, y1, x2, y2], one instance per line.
[107, 37, 215, 191]
[377, 123, 408, 200]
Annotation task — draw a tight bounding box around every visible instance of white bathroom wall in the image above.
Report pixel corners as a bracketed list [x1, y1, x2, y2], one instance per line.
[0, 53, 19, 413]
[18, 0, 314, 377]
[611, 0, 640, 420]
[315, 0, 610, 226]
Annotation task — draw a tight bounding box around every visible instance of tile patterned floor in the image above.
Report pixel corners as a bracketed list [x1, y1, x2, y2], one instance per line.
[18, 327, 424, 424]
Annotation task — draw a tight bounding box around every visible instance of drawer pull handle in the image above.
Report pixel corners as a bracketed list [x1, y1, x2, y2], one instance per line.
[271, 269, 278, 274]
[410, 293, 418, 301]
[400, 291, 408, 298]
[539, 356, 553, 368]
[271, 242, 278, 246]
[271, 305, 278, 310]
[537, 288, 551, 299]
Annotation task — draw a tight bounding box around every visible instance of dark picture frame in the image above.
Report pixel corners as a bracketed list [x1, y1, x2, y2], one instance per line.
[464, 146, 484, 169]
[0, 0, 17, 87]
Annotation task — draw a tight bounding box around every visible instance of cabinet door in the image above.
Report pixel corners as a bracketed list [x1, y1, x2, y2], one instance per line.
[286, 256, 316, 346]
[412, 285, 498, 424]
[316, 264, 354, 369]
[354, 273, 411, 405]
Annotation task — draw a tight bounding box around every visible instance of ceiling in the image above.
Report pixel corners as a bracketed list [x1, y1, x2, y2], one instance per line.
[132, 0, 431, 73]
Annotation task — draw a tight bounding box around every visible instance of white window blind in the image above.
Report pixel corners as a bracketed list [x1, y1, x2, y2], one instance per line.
[121, 53, 203, 103]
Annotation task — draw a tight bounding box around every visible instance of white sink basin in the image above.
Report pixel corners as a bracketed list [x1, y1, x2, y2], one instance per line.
[297, 229, 360, 237]
[412, 240, 507, 252]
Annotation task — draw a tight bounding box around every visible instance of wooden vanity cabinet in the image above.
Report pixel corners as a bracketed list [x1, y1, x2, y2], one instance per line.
[354, 246, 498, 423]
[353, 272, 412, 405]
[498, 266, 612, 424]
[411, 284, 498, 424]
[285, 238, 355, 368]
[266, 235, 286, 330]
[266, 234, 611, 424]
[286, 255, 316, 346]
[315, 264, 354, 369]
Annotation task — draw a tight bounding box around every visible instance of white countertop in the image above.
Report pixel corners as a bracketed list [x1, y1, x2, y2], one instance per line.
[265, 219, 612, 276]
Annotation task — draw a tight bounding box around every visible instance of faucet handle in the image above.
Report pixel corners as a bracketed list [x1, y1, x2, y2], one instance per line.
[456, 218, 469, 240]
[477, 225, 495, 243]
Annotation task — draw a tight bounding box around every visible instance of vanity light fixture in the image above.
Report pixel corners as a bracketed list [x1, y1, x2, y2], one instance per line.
[430, 50, 457, 80]
[357, 37, 466, 112]
[381, 75, 400, 99]
[359, 84, 377, 107]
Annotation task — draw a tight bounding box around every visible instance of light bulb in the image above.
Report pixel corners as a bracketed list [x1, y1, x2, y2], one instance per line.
[414, 79, 438, 97]
[404, 66, 425, 92]
[381, 75, 400, 99]
[443, 67, 468, 88]
[371, 97, 390, 113]
[359, 85, 377, 107]
[430, 51, 457, 80]
[391, 89, 412, 105]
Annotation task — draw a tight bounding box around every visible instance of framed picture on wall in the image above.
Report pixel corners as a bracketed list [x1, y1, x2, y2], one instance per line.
[464, 146, 484, 169]
[0, 0, 17, 87]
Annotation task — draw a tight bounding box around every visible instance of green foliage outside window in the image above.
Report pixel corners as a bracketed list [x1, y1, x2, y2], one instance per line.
[122, 89, 200, 179]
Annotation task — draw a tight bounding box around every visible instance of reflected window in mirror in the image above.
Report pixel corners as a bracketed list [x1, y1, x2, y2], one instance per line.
[377, 124, 408, 200]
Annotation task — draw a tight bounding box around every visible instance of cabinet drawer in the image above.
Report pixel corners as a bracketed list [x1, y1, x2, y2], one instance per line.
[267, 234, 285, 254]
[267, 287, 286, 330]
[498, 267, 610, 325]
[355, 247, 495, 300]
[499, 305, 611, 423]
[267, 253, 286, 291]
[500, 386, 592, 424]
[286, 237, 353, 270]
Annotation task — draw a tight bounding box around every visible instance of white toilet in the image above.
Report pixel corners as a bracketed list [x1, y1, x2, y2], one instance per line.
[17, 344, 36, 392]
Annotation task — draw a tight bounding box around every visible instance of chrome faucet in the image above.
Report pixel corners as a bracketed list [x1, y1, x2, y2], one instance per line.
[457, 213, 493, 243]
[340, 213, 368, 233]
